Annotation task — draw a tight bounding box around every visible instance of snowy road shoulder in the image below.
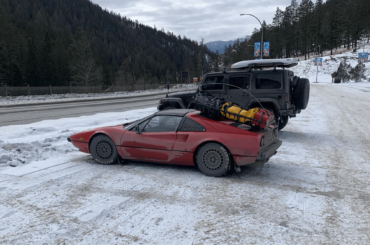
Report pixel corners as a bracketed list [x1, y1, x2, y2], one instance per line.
[1, 83, 370, 244]
[0, 107, 157, 169]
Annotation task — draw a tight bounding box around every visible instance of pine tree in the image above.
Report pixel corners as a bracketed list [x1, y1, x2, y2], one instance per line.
[40, 32, 55, 86]
[349, 63, 366, 82]
[68, 28, 102, 87]
[25, 39, 41, 86]
[336, 58, 351, 82]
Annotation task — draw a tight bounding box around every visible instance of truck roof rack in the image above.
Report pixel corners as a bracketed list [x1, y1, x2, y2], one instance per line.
[231, 58, 298, 69]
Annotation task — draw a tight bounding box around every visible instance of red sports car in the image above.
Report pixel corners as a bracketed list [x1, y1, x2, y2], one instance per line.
[68, 109, 282, 176]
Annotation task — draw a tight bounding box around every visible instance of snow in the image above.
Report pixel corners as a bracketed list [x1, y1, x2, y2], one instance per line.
[0, 107, 157, 168]
[291, 45, 370, 83]
[0, 50, 370, 243]
[0, 84, 197, 105]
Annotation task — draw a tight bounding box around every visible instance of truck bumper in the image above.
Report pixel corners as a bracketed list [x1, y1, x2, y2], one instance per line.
[256, 140, 282, 161]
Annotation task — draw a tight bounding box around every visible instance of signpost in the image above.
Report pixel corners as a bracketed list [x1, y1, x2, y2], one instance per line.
[182, 70, 190, 84]
[263, 42, 270, 58]
[254, 41, 270, 60]
[254, 42, 260, 59]
[314, 58, 323, 83]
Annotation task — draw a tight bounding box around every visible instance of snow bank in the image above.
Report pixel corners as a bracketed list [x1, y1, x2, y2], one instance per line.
[0, 107, 157, 169]
[0, 84, 197, 105]
[291, 45, 370, 83]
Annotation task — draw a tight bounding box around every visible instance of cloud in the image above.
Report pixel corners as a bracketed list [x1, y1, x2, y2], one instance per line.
[91, 0, 292, 42]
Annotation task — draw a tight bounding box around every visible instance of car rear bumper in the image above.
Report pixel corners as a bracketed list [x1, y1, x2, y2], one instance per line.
[256, 139, 282, 160]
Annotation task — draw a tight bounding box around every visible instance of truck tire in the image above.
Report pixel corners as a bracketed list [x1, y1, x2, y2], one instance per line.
[278, 116, 289, 131]
[294, 78, 310, 110]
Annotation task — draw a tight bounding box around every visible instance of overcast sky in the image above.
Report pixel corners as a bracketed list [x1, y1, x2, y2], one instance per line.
[91, 0, 294, 43]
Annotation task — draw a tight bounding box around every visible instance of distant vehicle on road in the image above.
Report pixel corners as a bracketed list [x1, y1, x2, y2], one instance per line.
[68, 109, 281, 177]
[158, 58, 310, 130]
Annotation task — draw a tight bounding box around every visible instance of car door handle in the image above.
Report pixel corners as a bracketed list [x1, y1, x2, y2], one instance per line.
[242, 92, 247, 96]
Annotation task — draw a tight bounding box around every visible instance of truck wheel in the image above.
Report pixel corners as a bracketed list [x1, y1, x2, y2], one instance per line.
[90, 135, 118, 165]
[278, 116, 289, 131]
[294, 78, 310, 110]
[196, 143, 230, 177]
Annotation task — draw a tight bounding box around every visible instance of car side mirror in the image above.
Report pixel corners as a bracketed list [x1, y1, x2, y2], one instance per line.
[199, 84, 203, 92]
[135, 125, 141, 134]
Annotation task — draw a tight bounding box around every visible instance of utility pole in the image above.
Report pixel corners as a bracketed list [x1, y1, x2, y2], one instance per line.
[360, 36, 366, 82]
[315, 45, 320, 83]
[240, 14, 263, 60]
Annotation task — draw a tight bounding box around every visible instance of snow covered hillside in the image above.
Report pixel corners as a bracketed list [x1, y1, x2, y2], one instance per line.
[291, 45, 370, 83]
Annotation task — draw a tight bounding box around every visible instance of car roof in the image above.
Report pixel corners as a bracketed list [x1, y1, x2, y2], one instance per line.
[155, 109, 196, 117]
[231, 58, 298, 69]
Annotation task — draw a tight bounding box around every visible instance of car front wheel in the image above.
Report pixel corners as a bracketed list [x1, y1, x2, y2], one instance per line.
[90, 135, 118, 165]
[196, 143, 230, 177]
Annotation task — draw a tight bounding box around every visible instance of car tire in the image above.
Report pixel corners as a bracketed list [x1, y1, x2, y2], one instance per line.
[278, 116, 289, 131]
[90, 135, 118, 165]
[294, 78, 310, 110]
[196, 143, 230, 177]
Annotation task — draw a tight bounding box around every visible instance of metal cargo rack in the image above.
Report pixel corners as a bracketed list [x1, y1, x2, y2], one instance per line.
[190, 101, 275, 131]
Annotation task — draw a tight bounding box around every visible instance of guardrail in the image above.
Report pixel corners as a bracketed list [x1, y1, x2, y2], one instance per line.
[0, 83, 195, 97]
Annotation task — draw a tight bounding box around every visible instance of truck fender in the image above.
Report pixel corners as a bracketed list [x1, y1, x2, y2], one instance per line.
[247, 98, 280, 113]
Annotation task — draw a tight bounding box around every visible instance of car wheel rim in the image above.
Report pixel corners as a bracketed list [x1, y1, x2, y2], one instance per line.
[96, 141, 113, 159]
[203, 149, 223, 171]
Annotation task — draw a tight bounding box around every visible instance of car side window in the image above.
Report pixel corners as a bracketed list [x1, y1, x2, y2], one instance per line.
[129, 118, 150, 132]
[256, 74, 282, 89]
[142, 116, 182, 132]
[202, 76, 224, 90]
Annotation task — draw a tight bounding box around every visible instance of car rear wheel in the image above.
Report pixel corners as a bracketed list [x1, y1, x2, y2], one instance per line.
[90, 135, 118, 165]
[196, 143, 230, 177]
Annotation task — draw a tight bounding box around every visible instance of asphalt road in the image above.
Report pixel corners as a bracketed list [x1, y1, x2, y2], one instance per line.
[0, 94, 165, 126]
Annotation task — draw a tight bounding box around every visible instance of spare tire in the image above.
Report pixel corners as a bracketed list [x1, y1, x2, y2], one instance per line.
[294, 78, 310, 110]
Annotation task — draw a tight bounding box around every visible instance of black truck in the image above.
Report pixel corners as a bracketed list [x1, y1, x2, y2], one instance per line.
[158, 58, 310, 130]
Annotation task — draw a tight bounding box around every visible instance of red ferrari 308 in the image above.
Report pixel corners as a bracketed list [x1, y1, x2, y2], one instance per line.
[68, 109, 282, 176]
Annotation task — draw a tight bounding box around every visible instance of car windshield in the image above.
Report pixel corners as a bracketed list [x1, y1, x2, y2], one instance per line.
[124, 115, 153, 130]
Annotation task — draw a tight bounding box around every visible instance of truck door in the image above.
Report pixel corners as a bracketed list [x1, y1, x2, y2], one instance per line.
[201, 75, 225, 98]
[227, 74, 251, 108]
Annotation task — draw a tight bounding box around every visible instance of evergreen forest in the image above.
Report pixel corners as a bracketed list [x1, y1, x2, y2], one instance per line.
[221, 0, 370, 66]
[0, 0, 214, 88]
